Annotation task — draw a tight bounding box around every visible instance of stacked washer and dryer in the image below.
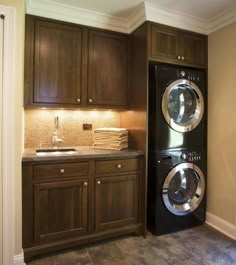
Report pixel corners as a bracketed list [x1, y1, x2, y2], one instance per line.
[147, 63, 207, 235]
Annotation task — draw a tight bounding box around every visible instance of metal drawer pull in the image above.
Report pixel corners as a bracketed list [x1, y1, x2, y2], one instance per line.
[117, 164, 122, 169]
[89, 98, 93, 103]
[77, 98, 80, 103]
[60, 169, 65, 174]
[84, 182, 88, 186]
[182, 56, 185, 60]
[177, 55, 181, 59]
[97, 180, 101, 185]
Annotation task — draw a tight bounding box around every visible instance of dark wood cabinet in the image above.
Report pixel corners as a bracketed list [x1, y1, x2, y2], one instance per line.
[150, 24, 180, 63]
[181, 31, 206, 67]
[24, 15, 128, 108]
[95, 174, 138, 231]
[22, 154, 144, 262]
[88, 30, 128, 106]
[34, 179, 88, 243]
[149, 23, 207, 68]
[25, 16, 83, 106]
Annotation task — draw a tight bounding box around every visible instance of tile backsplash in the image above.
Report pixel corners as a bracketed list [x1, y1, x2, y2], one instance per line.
[24, 109, 120, 148]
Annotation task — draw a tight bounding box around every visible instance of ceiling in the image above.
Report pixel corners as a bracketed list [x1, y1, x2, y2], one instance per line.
[50, 0, 236, 19]
[26, 0, 236, 34]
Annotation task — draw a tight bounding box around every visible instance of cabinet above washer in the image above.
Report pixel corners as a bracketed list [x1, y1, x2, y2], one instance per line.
[148, 23, 207, 68]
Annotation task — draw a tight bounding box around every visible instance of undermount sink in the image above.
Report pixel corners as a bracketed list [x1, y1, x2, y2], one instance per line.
[36, 148, 78, 155]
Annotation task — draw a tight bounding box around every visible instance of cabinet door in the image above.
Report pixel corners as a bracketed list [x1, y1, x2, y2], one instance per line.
[34, 180, 88, 243]
[34, 19, 82, 105]
[95, 174, 138, 231]
[181, 32, 207, 67]
[149, 24, 181, 63]
[88, 30, 128, 106]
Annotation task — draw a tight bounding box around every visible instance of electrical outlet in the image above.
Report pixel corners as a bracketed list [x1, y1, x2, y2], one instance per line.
[83, 123, 92, 130]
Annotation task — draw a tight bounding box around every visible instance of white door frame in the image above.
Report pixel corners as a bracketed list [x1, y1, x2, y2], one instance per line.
[0, 5, 16, 265]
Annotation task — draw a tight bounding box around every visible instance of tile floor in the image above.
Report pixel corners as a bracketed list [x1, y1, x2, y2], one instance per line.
[28, 225, 236, 265]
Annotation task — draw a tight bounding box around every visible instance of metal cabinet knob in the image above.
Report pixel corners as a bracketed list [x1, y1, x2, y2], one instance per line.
[84, 182, 88, 186]
[77, 98, 80, 103]
[60, 169, 65, 174]
[117, 164, 122, 169]
[182, 56, 185, 60]
[97, 180, 101, 185]
[89, 99, 93, 103]
[177, 55, 181, 60]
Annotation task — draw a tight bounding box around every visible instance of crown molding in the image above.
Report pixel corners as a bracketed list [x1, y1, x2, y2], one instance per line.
[145, 2, 208, 34]
[127, 2, 146, 33]
[26, 0, 236, 35]
[26, 0, 129, 33]
[206, 5, 236, 34]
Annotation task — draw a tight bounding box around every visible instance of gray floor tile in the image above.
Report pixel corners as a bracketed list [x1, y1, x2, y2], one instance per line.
[28, 225, 236, 265]
[200, 228, 235, 248]
[151, 243, 194, 265]
[115, 235, 150, 252]
[202, 245, 235, 265]
[118, 244, 169, 265]
[223, 244, 236, 260]
[28, 255, 56, 265]
[88, 241, 125, 265]
[175, 257, 206, 265]
[54, 248, 92, 265]
[146, 233, 180, 248]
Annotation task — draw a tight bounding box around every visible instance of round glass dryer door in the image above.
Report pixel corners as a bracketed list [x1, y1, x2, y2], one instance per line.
[162, 163, 205, 216]
[162, 79, 204, 132]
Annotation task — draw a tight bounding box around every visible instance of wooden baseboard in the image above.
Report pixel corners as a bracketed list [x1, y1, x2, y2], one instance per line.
[206, 212, 236, 240]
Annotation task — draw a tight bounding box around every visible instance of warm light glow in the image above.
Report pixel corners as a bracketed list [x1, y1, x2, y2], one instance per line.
[24, 109, 121, 148]
[90, 111, 99, 119]
[104, 110, 113, 118]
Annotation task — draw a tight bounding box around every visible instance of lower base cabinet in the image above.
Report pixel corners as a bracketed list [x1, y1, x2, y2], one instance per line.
[95, 174, 138, 231]
[34, 179, 89, 243]
[22, 155, 144, 263]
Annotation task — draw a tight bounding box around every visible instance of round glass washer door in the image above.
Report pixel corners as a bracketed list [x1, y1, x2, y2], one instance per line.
[162, 163, 205, 216]
[162, 79, 204, 132]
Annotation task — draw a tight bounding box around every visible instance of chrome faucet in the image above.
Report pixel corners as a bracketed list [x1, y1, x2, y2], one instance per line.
[52, 116, 63, 148]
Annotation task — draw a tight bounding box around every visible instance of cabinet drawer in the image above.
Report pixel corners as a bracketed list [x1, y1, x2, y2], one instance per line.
[95, 159, 140, 174]
[33, 162, 88, 179]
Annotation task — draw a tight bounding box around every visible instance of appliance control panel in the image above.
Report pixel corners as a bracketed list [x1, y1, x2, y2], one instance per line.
[158, 149, 203, 164]
[177, 70, 200, 82]
[181, 151, 201, 162]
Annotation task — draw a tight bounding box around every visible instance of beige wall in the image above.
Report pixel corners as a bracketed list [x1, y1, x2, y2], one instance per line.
[25, 109, 120, 148]
[0, 0, 25, 258]
[208, 23, 236, 226]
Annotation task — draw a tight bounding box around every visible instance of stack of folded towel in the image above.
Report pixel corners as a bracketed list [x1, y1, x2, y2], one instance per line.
[93, 128, 128, 150]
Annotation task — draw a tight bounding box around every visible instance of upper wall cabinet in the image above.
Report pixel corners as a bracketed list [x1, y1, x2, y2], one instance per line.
[24, 15, 128, 108]
[149, 23, 207, 68]
[87, 30, 128, 106]
[25, 15, 83, 107]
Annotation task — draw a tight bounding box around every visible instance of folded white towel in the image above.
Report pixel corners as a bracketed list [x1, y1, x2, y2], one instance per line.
[93, 128, 128, 150]
[93, 143, 128, 150]
[93, 135, 128, 141]
[94, 128, 127, 132]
